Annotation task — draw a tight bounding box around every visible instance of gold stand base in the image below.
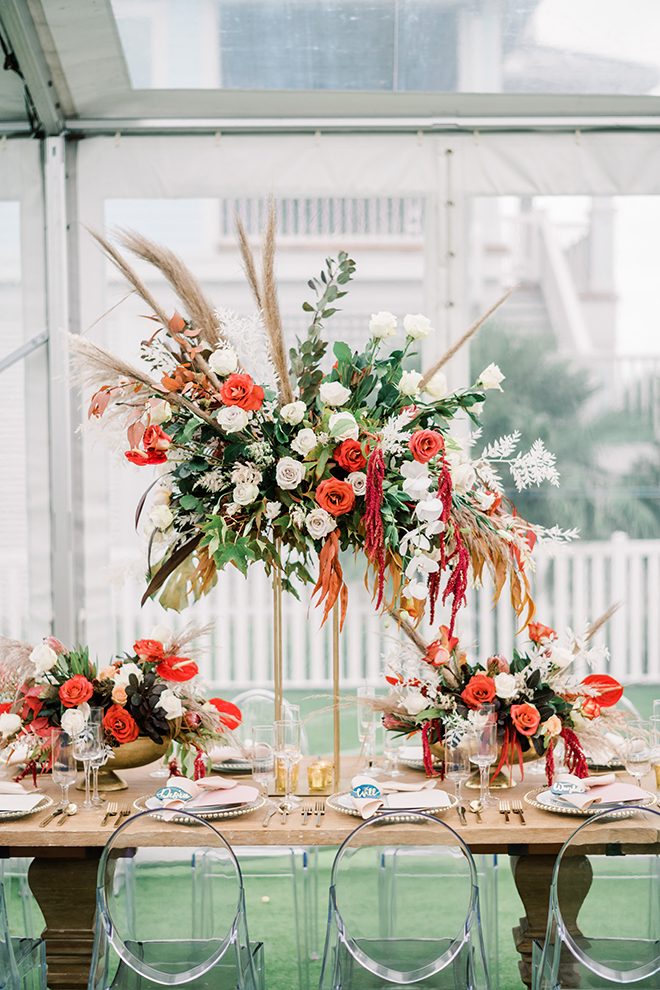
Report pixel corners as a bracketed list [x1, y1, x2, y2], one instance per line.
[75, 768, 128, 792]
[465, 770, 513, 790]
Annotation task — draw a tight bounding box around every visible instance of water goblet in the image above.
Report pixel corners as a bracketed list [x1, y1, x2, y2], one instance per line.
[650, 716, 660, 790]
[357, 685, 378, 776]
[274, 719, 301, 810]
[625, 720, 651, 788]
[51, 729, 77, 809]
[382, 734, 405, 777]
[444, 737, 471, 803]
[87, 708, 106, 805]
[72, 723, 103, 811]
[251, 725, 276, 805]
[468, 704, 498, 808]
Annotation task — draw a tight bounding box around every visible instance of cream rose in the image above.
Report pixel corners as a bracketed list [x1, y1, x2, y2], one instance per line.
[233, 481, 259, 506]
[148, 505, 174, 530]
[477, 363, 505, 391]
[305, 508, 337, 540]
[291, 428, 318, 456]
[398, 370, 424, 396]
[150, 625, 171, 645]
[208, 346, 238, 376]
[328, 411, 359, 441]
[279, 400, 306, 425]
[0, 713, 21, 737]
[403, 313, 432, 340]
[369, 311, 397, 339]
[347, 471, 367, 496]
[30, 643, 58, 673]
[61, 708, 87, 736]
[404, 692, 429, 715]
[216, 406, 249, 433]
[156, 689, 185, 719]
[424, 370, 448, 400]
[542, 715, 563, 737]
[150, 399, 172, 425]
[494, 672, 518, 699]
[276, 456, 306, 490]
[319, 381, 351, 406]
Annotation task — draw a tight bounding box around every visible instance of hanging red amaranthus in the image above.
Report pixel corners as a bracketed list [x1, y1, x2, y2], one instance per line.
[442, 524, 470, 638]
[193, 746, 207, 781]
[427, 571, 441, 624]
[168, 758, 184, 777]
[560, 727, 589, 778]
[362, 446, 386, 608]
[545, 739, 556, 785]
[490, 724, 525, 784]
[421, 719, 444, 778]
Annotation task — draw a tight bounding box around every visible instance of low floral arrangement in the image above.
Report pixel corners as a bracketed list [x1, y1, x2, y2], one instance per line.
[375, 616, 626, 783]
[68, 215, 575, 635]
[0, 627, 241, 779]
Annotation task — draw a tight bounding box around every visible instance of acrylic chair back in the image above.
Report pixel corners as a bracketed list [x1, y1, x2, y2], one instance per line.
[229, 689, 309, 753]
[89, 808, 261, 989]
[319, 811, 489, 988]
[535, 806, 660, 990]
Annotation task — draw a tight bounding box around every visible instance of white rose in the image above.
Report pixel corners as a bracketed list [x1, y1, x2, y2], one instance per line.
[150, 400, 172, 425]
[398, 370, 424, 396]
[305, 508, 337, 540]
[61, 708, 86, 736]
[477, 363, 505, 391]
[279, 401, 306, 426]
[156, 689, 185, 719]
[403, 314, 432, 340]
[208, 346, 238, 376]
[319, 381, 351, 406]
[424, 371, 447, 401]
[150, 625, 171, 645]
[30, 643, 58, 673]
[114, 662, 143, 689]
[450, 462, 476, 494]
[265, 501, 281, 520]
[328, 411, 359, 441]
[347, 472, 367, 496]
[494, 673, 518, 699]
[0, 713, 21, 737]
[276, 456, 306, 490]
[148, 504, 174, 530]
[151, 489, 170, 506]
[404, 692, 429, 715]
[233, 482, 259, 506]
[369, 311, 397, 339]
[216, 406, 249, 433]
[291, 428, 318, 456]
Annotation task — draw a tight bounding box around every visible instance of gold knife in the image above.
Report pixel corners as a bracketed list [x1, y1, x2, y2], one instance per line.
[39, 808, 63, 828]
[262, 807, 278, 828]
[457, 805, 468, 826]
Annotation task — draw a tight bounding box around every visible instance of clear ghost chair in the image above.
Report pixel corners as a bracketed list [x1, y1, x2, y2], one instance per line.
[319, 811, 490, 989]
[88, 808, 264, 990]
[533, 806, 660, 990]
[0, 874, 46, 990]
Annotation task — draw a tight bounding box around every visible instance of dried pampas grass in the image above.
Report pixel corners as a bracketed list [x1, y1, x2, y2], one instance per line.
[0, 637, 35, 694]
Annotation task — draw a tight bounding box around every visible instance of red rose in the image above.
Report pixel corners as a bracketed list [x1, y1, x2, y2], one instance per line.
[220, 373, 264, 411]
[581, 674, 623, 708]
[528, 622, 557, 644]
[461, 674, 496, 709]
[156, 656, 199, 682]
[208, 698, 242, 730]
[103, 704, 139, 744]
[511, 703, 541, 737]
[134, 639, 165, 660]
[315, 479, 356, 517]
[424, 641, 450, 666]
[409, 430, 443, 464]
[142, 425, 171, 453]
[125, 448, 167, 466]
[334, 439, 369, 473]
[581, 698, 601, 720]
[59, 675, 94, 708]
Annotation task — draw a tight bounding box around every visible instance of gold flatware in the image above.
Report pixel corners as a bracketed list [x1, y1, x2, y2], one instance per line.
[468, 800, 483, 823]
[457, 805, 468, 826]
[499, 800, 511, 823]
[113, 805, 132, 829]
[512, 800, 526, 825]
[56, 803, 77, 826]
[39, 808, 64, 828]
[101, 802, 118, 827]
[301, 804, 313, 825]
[262, 807, 278, 828]
[315, 800, 325, 827]
[280, 805, 288, 825]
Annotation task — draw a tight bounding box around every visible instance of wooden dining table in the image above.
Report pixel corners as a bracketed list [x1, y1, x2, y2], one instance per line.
[2, 758, 658, 990]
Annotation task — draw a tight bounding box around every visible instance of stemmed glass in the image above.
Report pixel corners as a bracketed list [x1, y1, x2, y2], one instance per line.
[51, 729, 77, 808]
[444, 736, 471, 804]
[274, 719, 301, 810]
[382, 734, 405, 777]
[650, 716, 660, 790]
[251, 725, 276, 805]
[357, 685, 378, 776]
[468, 704, 498, 808]
[72, 723, 103, 811]
[88, 708, 107, 805]
[624, 720, 651, 788]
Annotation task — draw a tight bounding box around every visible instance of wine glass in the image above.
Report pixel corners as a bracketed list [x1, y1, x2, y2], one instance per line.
[444, 736, 471, 803]
[88, 708, 106, 805]
[251, 725, 276, 804]
[650, 716, 660, 790]
[468, 704, 498, 808]
[382, 734, 405, 777]
[625, 720, 651, 788]
[274, 719, 301, 810]
[51, 729, 77, 808]
[357, 685, 378, 776]
[72, 723, 103, 811]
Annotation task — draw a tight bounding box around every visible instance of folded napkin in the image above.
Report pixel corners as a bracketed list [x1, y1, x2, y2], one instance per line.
[0, 782, 28, 795]
[551, 773, 647, 810]
[154, 774, 259, 812]
[0, 794, 44, 813]
[188, 785, 259, 809]
[207, 747, 246, 763]
[349, 774, 450, 818]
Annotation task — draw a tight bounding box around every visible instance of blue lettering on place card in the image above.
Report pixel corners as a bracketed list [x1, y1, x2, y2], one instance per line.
[351, 783, 381, 799]
[155, 786, 193, 802]
[551, 781, 586, 796]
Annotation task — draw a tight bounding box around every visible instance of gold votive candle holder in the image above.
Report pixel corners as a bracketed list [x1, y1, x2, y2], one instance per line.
[308, 760, 334, 792]
[654, 764, 660, 789]
[275, 758, 299, 794]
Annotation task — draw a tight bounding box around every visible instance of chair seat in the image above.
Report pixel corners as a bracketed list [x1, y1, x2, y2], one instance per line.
[110, 940, 264, 989]
[541, 936, 660, 989]
[332, 937, 473, 989]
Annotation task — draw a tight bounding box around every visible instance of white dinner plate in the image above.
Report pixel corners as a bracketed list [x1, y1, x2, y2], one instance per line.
[525, 787, 656, 818]
[133, 793, 265, 824]
[327, 790, 456, 819]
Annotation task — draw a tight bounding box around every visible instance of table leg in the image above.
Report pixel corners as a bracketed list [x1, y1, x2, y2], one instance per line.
[511, 854, 593, 988]
[28, 856, 99, 990]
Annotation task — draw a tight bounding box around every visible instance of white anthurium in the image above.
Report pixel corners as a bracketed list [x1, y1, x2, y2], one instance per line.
[415, 497, 444, 524]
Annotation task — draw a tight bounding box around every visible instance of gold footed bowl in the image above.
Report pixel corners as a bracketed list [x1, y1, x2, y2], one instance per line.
[76, 735, 171, 792]
[429, 739, 545, 789]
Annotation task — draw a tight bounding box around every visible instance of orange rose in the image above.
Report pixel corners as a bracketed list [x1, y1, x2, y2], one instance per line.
[315, 479, 356, 517]
[581, 698, 601, 720]
[461, 674, 496, 709]
[134, 639, 165, 660]
[528, 622, 557, 644]
[59, 675, 94, 708]
[142, 425, 171, 453]
[220, 373, 264, 411]
[511, 703, 541, 736]
[156, 656, 199, 682]
[408, 429, 443, 464]
[334, 439, 368, 472]
[103, 704, 139, 744]
[424, 641, 450, 666]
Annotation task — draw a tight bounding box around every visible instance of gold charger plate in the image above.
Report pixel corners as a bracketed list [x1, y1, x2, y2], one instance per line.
[524, 787, 657, 819]
[326, 790, 457, 822]
[0, 794, 52, 821]
[133, 793, 266, 825]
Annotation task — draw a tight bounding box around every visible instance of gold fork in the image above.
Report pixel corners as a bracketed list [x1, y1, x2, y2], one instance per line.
[301, 804, 313, 825]
[113, 804, 132, 829]
[499, 800, 511, 824]
[101, 802, 118, 827]
[512, 799, 526, 825]
[315, 800, 325, 828]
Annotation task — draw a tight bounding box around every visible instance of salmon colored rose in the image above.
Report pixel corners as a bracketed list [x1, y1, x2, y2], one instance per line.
[111, 685, 128, 705]
[334, 439, 369, 472]
[528, 622, 557, 644]
[156, 656, 199, 682]
[461, 674, 496, 709]
[424, 641, 450, 666]
[59, 675, 94, 708]
[142, 425, 171, 453]
[220, 373, 264, 411]
[315, 479, 356, 517]
[208, 698, 242, 730]
[99, 665, 118, 680]
[511, 703, 541, 736]
[103, 704, 139, 744]
[581, 698, 601, 720]
[134, 639, 165, 660]
[408, 429, 443, 464]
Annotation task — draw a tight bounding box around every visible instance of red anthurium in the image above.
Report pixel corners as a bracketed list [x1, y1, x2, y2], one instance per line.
[581, 674, 623, 708]
[208, 698, 242, 730]
[156, 657, 199, 682]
